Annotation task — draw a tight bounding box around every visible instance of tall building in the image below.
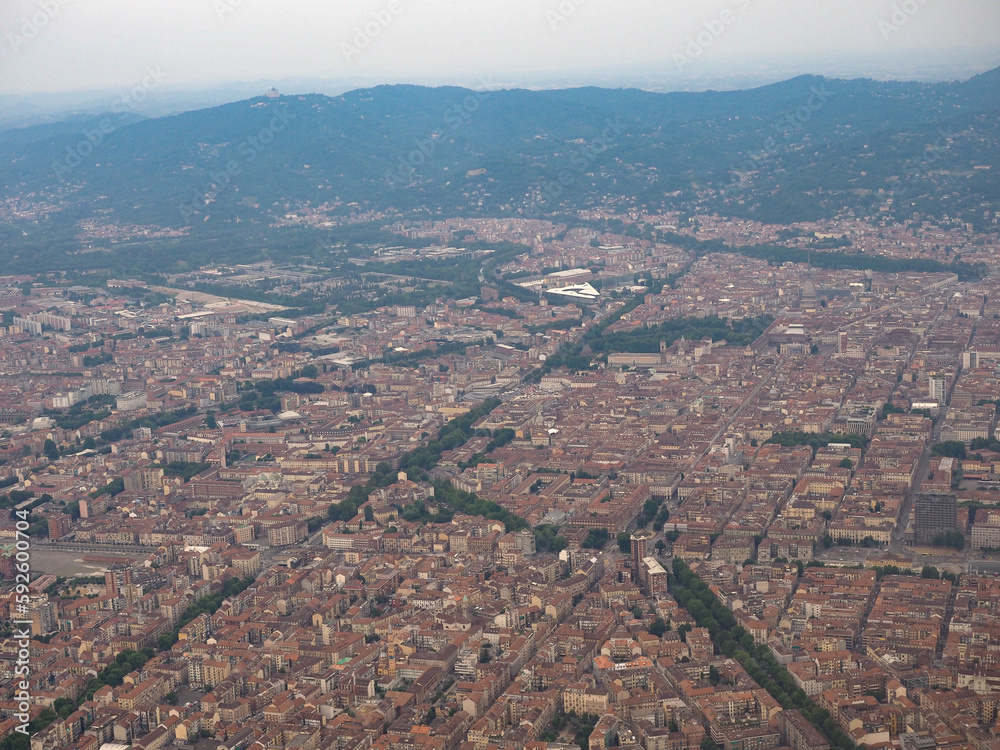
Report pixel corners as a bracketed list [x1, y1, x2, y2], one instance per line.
[928, 375, 947, 403]
[779, 709, 830, 750]
[800, 277, 818, 310]
[105, 565, 132, 599]
[0, 544, 18, 579]
[88, 377, 122, 396]
[123, 467, 165, 494]
[643, 557, 669, 596]
[48, 513, 72, 541]
[914, 493, 957, 545]
[116, 391, 148, 411]
[27, 599, 57, 636]
[631, 533, 648, 590]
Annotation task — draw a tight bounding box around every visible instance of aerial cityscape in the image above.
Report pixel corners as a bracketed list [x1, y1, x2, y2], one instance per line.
[2, 4, 1000, 750]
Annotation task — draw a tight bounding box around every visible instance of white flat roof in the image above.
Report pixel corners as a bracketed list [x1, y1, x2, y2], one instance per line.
[546, 282, 600, 300]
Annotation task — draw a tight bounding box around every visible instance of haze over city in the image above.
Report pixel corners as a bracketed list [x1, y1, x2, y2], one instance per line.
[2, 0, 999, 98]
[3, 4, 1000, 750]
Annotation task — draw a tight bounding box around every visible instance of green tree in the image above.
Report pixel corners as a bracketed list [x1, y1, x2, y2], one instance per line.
[43, 438, 60, 461]
[931, 441, 967, 459]
[53, 697, 77, 719]
[582, 529, 609, 549]
[617, 532, 631, 554]
[648, 618, 667, 637]
[931, 530, 965, 550]
[765, 431, 868, 450]
[534, 524, 568, 553]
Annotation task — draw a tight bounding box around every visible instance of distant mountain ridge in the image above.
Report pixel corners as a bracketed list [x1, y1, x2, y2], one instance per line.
[0, 68, 998, 273]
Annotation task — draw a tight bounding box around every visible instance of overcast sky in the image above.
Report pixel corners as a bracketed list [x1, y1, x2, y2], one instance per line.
[1, 0, 999, 96]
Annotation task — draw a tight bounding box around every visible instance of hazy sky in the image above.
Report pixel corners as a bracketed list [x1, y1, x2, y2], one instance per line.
[1, 0, 999, 96]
